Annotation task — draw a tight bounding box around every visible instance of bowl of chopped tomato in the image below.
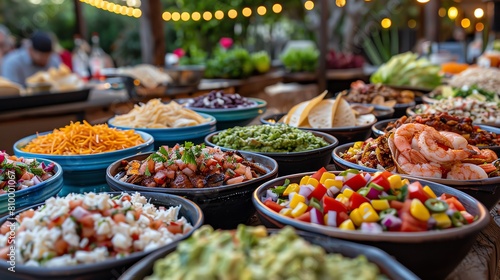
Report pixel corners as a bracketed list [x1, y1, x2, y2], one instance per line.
[0, 191, 203, 280]
[106, 143, 278, 229]
[0, 152, 63, 216]
[252, 168, 489, 279]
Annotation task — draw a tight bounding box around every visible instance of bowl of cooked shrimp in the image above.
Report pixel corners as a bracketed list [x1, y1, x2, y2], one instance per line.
[106, 142, 279, 229]
[333, 123, 500, 209]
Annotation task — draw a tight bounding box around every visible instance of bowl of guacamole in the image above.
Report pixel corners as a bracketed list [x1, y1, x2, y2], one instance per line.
[205, 124, 339, 175]
[119, 225, 418, 280]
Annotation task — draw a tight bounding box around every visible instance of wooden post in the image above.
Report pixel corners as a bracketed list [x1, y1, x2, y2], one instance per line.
[318, 0, 328, 93]
[73, 0, 87, 39]
[423, 0, 440, 42]
[139, 0, 165, 65]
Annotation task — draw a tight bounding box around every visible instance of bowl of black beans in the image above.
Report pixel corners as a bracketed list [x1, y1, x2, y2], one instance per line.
[177, 90, 267, 130]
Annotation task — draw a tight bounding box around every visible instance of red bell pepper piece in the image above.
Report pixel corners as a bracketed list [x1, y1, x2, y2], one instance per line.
[390, 200, 405, 210]
[344, 173, 367, 191]
[296, 211, 311, 223]
[348, 192, 370, 211]
[264, 200, 284, 213]
[311, 167, 328, 181]
[337, 211, 349, 226]
[323, 196, 348, 214]
[370, 173, 391, 192]
[446, 196, 466, 212]
[400, 212, 427, 232]
[408, 182, 430, 204]
[461, 211, 475, 224]
[308, 183, 327, 200]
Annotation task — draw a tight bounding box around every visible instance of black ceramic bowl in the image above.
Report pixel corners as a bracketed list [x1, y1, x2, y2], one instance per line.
[259, 113, 377, 144]
[371, 119, 500, 156]
[0, 191, 203, 280]
[118, 228, 418, 280]
[106, 151, 278, 229]
[253, 171, 489, 280]
[333, 143, 500, 210]
[205, 130, 339, 176]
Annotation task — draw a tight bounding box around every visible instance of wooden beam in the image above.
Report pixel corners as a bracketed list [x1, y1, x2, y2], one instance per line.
[139, 0, 165, 65]
[73, 0, 87, 39]
[318, 0, 328, 93]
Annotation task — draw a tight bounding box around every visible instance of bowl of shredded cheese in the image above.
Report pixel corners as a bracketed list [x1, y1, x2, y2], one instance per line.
[13, 121, 154, 190]
[108, 99, 216, 149]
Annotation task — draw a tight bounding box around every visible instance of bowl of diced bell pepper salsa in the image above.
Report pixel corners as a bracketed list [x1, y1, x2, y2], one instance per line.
[252, 167, 489, 279]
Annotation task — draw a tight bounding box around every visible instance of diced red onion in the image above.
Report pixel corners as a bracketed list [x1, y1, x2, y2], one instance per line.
[32, 176, 41, 185]
[335, 176, 344, 181]
[364, 173, 371, 182]
[427, 216, 437, 230]
[360, 222, 383, 233]
[381, 215, 402, 229]
[298, 185, 314, 198]
[326, 210, 337, 227]
[366, 187, 382, 200]
[326, 186, 340, 197]
[345, 173, 357, 181]
[70, 206, 91, 221]
[266, 189, 278, 201]
[310, 208, 324, 225]
[43, 162, 55, 172]
[289, 192, 296, 201]
[380, 191, 388, 197]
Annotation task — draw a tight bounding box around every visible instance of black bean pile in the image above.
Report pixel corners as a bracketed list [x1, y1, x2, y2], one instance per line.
[186, 91, 257, 109]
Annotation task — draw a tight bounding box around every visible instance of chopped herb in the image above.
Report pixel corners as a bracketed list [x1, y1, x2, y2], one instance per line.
[112, 194, 122, 200]
[159, 146, 169, 157]
[282, 179, 291, 188]
[175, 149, 182, 159]
[151, 153, 167, 163]
[216, 163, 221, 169]
[30, 168, 44, 176]
[277, 198, 287, 204]
[145, 168, 151, 176]
[181, 147, 197, 165]
[167, 159, 175, 166]
[272, 185, 287, 196]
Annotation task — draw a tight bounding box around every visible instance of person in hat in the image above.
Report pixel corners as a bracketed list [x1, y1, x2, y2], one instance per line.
[1, 30, 61, 86]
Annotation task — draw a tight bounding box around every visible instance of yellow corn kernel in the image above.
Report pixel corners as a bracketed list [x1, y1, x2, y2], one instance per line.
[359, 202, 379, 223]
[323, 179, 343, 189]
[401, 179, 410, 186]
[388, 174, 404, 190]
[307, 177, 319, 188]
[299, 175, 310, 186]
[335, 194, 349, 206]
[283, 183, 300, 196]
[349, 208, 363, 227]
[353, 141, 363, 149]
[423, 186, 437, 198]
[410, 199, 430, 222]
[432, 213, 452, 228]
[319, 172, 336, 184]
[371, 199, 390, 211]
[291, 202, 308, 218]
[279, 208, 293, 217]
[289, 194, 306, 209]
[339, 219, 355, 230]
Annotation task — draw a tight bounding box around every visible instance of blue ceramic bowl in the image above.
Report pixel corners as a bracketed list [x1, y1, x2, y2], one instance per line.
[0, 158, 63, 217]
[0, 191, 204, 280]
[253, 171, 489, 279]
[332, 142, 500, 210]
[179, 98, 267, 130]
[13, 131, 154, 191]
[108, 113, 216, 149]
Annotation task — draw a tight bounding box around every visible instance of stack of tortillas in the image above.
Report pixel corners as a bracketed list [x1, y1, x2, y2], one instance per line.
[281, 91, 374, 128]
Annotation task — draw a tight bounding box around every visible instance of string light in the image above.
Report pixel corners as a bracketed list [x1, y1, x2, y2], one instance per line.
[408, 19, 417, 28]
[228, 9, 238, 19]
[336, 0, 346, 7]
[214, 10, 224, 20]
[381, 18, 392, 28]
[162, 11, 171, 21]
[304, 0, 314, 10]
[474, 8, 484, 19]
[461, 18, 470, 28]
[272, 4, 282, 13]
[476, 22, 484, 31]
[81, 0, 142, 18]
[257, 6, 267, 16]
[181, 12, 190, 21]
[172, 12, 180, 21]
[192, 12, 201, 21]
[203, 11, 213, 21]
[448, 7, 458, 20]
[438, 7, 446, 17]
[242, 7, 252, 17]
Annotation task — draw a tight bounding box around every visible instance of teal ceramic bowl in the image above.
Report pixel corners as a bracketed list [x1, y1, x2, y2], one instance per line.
[179, 98, 267, 130]
[108, 113, 216, 149]
[0, 158, 63, 217]
[13, 131, 154, 189]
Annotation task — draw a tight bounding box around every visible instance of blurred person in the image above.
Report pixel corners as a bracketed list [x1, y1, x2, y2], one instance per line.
[50, 33, 72, 70]
[0, 24, 13, 76]
[1, 31, 61, 86]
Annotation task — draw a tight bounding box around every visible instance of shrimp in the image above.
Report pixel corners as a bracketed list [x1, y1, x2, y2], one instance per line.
[463, 146, 498, 164]
[395, 152, 442, 178]
[446, 163, 488, 180]
[439, 131, 469, 150]
[393, 123, 428, 164]
[417, 130, 472, 164]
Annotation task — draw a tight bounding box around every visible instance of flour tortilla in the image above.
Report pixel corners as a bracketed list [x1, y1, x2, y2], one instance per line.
[331, 97, 356, 127]
[286, 91, 327, 127]
[307, 99, 335, 128]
